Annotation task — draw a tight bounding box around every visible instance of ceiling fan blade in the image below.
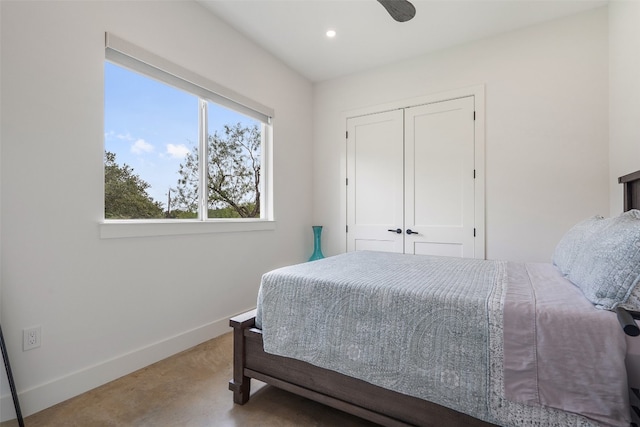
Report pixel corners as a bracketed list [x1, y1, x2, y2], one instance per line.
[377, 0, 416, 23]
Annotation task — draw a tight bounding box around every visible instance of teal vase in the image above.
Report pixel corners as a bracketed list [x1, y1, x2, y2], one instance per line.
[308, 226, 325, 261]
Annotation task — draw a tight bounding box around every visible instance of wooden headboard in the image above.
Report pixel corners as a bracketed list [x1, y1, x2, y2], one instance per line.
[619, 170, 640, 212]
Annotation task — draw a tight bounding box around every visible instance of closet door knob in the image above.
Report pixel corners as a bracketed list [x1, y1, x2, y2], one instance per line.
[387, 228, 402, 234]
[406, 229, 419, 235]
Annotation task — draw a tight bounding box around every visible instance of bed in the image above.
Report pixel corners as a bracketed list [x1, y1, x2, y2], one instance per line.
[229, 171, 640, 427]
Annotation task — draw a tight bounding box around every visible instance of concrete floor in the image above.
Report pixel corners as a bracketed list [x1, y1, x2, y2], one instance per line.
[1, 333, 378, 427]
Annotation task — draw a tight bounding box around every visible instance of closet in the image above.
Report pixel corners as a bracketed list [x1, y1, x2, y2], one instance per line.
[346, 96, 482, 258]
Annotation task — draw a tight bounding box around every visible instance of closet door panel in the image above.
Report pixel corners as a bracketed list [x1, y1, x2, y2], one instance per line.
[347, 110, 404, 253]
[405, 97, 475, 257]
[413, 242, 463, 258]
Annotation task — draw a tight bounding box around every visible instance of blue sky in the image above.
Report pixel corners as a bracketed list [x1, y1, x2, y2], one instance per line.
[104, 62, 258, 207]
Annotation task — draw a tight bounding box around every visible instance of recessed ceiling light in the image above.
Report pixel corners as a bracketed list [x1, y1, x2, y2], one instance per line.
[326, 29, 337, 39]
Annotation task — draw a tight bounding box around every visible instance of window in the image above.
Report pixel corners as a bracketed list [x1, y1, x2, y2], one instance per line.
[103, 33, 273, 227]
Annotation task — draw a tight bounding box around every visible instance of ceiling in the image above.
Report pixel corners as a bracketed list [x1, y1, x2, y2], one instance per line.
[198, 0, 608, 83]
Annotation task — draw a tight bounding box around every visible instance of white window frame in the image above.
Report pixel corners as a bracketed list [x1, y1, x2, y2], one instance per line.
[101, 33, 275, 239]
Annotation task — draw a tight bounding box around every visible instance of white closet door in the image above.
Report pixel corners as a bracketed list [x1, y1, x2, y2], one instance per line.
[404, 97, 475, 257]
[346, 110, 404, 253]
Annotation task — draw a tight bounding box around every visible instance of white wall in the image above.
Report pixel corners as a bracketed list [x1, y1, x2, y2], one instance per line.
[0, 0, 313, 420]
[609, 0, 640, 215]
[313, 7, 609, 263]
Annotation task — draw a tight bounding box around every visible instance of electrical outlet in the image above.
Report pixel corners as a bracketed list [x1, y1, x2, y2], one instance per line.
[23, 326, 41, 351]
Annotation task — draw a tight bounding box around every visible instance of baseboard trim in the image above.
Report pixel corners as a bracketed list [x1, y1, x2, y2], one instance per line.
[0, 308, 255, 422]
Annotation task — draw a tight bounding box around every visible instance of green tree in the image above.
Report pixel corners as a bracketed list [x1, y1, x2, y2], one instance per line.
[173, 123, 261, 218]
[104, 151, 164, 219]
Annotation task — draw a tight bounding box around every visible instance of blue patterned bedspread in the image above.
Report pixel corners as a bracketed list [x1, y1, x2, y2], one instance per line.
[256, 251, 505, 422]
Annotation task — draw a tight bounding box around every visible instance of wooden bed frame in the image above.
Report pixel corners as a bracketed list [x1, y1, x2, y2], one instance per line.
[229, 310, 492, 427]
[620, 169, 640, 212]
[229, 171, 640, 427]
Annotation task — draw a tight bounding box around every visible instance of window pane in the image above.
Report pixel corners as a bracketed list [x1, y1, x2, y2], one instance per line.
[205, 102, 262, 219]
[104, 62, 198, 219]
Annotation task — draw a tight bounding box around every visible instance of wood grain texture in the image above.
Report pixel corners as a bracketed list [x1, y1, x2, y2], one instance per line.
[376, 0, 416, 22]
[620, 170, 640, 212]
[228, 310, 256, 404]
[230, 312, 493, 427]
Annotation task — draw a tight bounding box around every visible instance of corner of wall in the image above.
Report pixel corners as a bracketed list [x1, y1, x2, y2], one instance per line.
[609, 0, 640, 216]
[0, 310, 249, 421]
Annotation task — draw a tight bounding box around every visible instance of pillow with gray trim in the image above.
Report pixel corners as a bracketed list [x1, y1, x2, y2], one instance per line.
[567, 210, 640, 310]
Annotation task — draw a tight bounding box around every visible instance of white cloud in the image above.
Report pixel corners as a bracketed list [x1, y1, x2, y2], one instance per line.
[131, 139, 154, 154]
[166, 144, 190, 159]
[105, 130, 137, 143]
[117, 132, 135, 142]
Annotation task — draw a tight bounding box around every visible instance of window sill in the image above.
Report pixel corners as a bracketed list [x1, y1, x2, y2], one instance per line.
[100, 219, 276, 239]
